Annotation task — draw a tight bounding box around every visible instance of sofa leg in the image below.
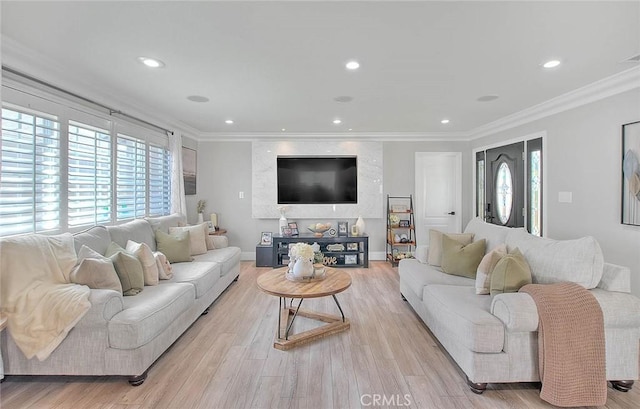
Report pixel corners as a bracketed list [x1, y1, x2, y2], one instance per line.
[611, 380, 634, 392]
[401, 293, 407, 301]
[128, 371, 147, 386]
[466, 378, 487, 394]
[233, 275, 239, 282]
[201, 307, 210, 315]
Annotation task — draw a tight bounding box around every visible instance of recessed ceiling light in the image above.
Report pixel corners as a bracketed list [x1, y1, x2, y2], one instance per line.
[477, 95, 499, 102]
[333, 119, 342, 125]
[441, 119, 450, 124]
[334, 96, 354, 103]
[348, 128, 353, 131]
[281, 128, 286, 132]
[542, 60, 561, 69]
[225, 119, 234, 124]
[345, 61, 360, 70]
[137, 57, 165, 68]
[187, 95, 209, 103]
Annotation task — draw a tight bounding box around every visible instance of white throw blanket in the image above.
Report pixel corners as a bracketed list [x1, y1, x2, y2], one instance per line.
[0, 233, 90, 360]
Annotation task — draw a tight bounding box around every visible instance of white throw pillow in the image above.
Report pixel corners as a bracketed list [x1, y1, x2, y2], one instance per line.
[475, 244, 507, 295]
[126, 240, 160, 286]
[153, 251, 173, 280]
[169, 223, 208, 255]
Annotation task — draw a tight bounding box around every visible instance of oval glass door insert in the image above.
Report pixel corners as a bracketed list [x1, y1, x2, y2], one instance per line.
[495, 162, 513, 225]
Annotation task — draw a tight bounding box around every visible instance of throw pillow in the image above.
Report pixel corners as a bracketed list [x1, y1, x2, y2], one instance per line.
[169, 224, 207, 255]
[154, 251, 173, 280]
[77, 243, 107, 261]
[105, 241, 127, 258]
[490, 248, 533, 296]
[427, 230, 474, 266]
[475, 244, 508, 295]
[126, 240, 160, 286]
[155, 230, 193, 263]
[109, 251, 145, 296]
[70, 257, 123, 293]
[441, 235, 486, 278]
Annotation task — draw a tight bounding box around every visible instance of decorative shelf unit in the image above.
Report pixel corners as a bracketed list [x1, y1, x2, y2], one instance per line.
[272, 234, 369, 269]
[386, 195, 416, 266]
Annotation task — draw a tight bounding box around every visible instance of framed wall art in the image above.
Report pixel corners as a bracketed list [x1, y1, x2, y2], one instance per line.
[622, 121, 640, 226]
[182, 146, 197, 195]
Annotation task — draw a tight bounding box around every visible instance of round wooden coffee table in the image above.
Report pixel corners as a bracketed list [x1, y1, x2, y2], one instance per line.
[257, 267, 351, 350]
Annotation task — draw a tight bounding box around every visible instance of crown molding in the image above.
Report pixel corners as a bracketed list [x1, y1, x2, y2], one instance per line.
[194, 131, 471, 143]
[469, 65, 640, 140]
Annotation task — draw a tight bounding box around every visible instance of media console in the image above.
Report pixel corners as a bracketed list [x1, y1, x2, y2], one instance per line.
[272, 234, 369, 268]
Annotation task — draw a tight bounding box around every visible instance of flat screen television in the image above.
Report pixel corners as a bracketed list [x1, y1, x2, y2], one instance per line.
[277, 156, 357, 204]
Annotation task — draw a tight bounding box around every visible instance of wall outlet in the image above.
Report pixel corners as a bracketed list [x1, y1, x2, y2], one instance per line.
[558, 191, 572, 203]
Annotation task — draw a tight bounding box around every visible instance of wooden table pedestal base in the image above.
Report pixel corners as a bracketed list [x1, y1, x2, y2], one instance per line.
[275, 307, 350, 351]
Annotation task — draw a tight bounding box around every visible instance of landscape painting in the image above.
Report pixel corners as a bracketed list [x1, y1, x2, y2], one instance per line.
[182, 146, 197, 195]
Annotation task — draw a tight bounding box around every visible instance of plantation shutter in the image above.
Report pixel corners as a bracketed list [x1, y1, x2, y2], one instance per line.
[116, 134, 146, 220]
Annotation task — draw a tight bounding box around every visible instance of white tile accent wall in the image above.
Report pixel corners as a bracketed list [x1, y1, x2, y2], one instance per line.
[252, 141, 383, 219]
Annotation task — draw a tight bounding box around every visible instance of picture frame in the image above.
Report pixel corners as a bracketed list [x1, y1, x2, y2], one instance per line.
[182, 146, 197, 195]
[350, 225, 359, 236]
[207, 221, 214, 232]
[337, 221, 348, 237]
[260, 232, 273, 246]
[346, 242, 359, 251]
[391, 204, 408, 212]
[398, 219, 410, 228]
[344, 254, 358, 265]
[282, 227, 293, 237]
[622, 120, 640, 226]
[288, 222, 299, 236]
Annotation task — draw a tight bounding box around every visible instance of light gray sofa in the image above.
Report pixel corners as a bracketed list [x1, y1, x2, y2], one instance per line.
[399, 218, 640, 394]
[1, 214, 240, 385]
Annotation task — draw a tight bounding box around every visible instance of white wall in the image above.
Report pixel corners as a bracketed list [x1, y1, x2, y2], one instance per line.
[195, 139, 470, 260]
[471, 89, 640, 297]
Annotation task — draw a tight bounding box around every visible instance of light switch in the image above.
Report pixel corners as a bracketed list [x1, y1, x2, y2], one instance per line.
[239, 191, 244, 199]
[558, 192, 572, 203]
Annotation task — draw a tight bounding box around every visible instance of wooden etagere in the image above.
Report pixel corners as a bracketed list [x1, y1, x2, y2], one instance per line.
[386, 194, 416, 266]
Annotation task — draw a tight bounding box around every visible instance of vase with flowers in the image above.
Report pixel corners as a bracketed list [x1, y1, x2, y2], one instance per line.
[196, 199, 206, 223]
[287, 242, 315, 279]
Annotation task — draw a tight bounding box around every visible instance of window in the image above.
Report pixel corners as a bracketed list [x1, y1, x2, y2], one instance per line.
[495, 162, 513, 225]
[68, 121, 112, 227]
[475, 151, 485, 218]
[1, 107, 61, 236]
[116, 134, 146, 221]
[0, 94, 172, 237]
[527, 138, 543, 236]
[148, 144, 171, 216]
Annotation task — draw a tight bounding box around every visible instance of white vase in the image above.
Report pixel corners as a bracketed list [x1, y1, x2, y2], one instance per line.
[279, 215, 288, 233]
[197, 213, 204, 224]
[292, 258, 314, 278]
[355, 216, 366, 235]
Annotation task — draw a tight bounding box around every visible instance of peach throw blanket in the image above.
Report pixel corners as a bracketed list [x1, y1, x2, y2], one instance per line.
[0, 233, 90, 360]
[520, 282, 606, 407]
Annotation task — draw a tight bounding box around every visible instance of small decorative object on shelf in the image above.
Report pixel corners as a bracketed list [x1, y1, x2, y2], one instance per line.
[210, 213, 218, 228]
[288, 222, 299, 236]
[389, 214, 400, 227]
[355, 216, 366, 235]
[197, 200, 206, 223]
[328, 228, 337, 237]
[337, 221, 348, 237]
[399, 219, 410, 228]
[282, 227, 293, 237]
[350, 225, 359, 236]
[308, 222, 331, 237]
[278, 205, 290, 232]
[261, 232, 273, 246]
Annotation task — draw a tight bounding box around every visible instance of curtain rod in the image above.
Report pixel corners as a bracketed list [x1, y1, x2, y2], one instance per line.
[2, 66, 174, 136]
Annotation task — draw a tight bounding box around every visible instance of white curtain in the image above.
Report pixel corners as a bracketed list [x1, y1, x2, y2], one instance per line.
[169, 132, 187, 215]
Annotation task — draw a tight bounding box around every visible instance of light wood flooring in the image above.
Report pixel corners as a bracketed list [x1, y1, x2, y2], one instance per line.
[1, 261, 638, 408]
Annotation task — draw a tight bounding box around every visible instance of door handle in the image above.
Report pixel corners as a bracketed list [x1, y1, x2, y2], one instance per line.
[447, 211, 456, 215]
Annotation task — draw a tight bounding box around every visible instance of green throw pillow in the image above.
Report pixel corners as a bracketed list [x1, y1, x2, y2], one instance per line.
[490, 248, 532, 296]
[441, 235, 486, 278]
[109, 251, 144, 296]
[155, 230, 193, 263]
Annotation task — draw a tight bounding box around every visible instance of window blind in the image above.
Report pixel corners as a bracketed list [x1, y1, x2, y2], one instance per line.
[0, 107, 61, 236]
[116, 134, 146, 221]
[148, 144, 171, 216]
[67, 120, 112, 227]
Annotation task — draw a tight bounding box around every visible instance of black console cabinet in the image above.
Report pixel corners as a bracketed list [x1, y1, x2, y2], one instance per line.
[272, 234, 369, 268]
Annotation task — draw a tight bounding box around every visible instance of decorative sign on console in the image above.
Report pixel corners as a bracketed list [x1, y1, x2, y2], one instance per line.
[252, 141, 383, 219]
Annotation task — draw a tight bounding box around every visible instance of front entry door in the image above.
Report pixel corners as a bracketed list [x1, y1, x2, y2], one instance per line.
[415, 152, 462, 246]
[485, 142, 524, 228]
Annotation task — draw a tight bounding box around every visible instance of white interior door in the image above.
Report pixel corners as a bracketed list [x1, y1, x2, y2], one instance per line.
[415, 152, 462, 246]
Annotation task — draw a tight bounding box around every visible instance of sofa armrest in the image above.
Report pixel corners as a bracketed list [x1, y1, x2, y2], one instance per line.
[597, 263, 631, 293]
[211, 235, 228, 249]
[75, 289, 124, 327]
[491, 293, 539, 332]
[414, 245, 429, 264]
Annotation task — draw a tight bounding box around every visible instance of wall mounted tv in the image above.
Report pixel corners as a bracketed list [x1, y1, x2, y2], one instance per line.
[277, 156, 358, 204]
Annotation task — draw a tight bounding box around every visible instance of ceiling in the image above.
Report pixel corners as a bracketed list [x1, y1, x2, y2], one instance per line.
[2, 1, 639, 139]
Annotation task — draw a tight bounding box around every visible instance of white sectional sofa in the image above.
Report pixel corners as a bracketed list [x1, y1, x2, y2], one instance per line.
[1, 214, 240, 385]
[399, 218, 640, 394]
